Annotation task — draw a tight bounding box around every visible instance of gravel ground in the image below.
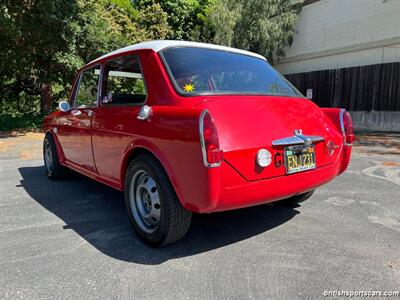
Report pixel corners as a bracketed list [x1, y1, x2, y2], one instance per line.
[0, 132, 399, 299]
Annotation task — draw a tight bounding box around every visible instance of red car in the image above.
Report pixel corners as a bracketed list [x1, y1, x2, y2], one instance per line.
[43, 40, 354, 246]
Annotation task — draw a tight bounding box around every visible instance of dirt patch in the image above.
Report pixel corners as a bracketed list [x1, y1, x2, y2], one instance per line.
[0, 128, 43, 138]
[0, 132, 43, 159]
[354, 133, 400, 156]
[355, 133, 400, 149]
[382, 161, 400, 167]
[19, 151, 40, 160]
[0, 140, 17, 153]
[356, 148, 400, 156]
[0, 132, 43, 142]
[20, 132, 43, 141]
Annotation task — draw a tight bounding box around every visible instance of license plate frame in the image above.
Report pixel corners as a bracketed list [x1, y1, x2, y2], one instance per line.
[284, 144, 316, 174]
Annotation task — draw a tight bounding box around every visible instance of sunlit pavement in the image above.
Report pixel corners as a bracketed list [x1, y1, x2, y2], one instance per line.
[0, 132, 399, 299]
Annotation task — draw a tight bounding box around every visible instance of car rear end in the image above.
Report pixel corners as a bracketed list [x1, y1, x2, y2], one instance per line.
[192, 96, 354, 212]
[159, 45, 354, 213]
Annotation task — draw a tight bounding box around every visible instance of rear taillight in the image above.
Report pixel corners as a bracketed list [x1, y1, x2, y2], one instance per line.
[199, 110, 223, 167]
[340, 109, 355, 145]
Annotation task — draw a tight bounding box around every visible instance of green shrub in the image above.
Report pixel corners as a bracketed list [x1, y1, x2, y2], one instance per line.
[0, 113, 44, 131]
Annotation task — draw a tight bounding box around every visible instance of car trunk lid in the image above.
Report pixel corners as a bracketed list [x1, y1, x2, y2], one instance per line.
[195, 95, 343, 181]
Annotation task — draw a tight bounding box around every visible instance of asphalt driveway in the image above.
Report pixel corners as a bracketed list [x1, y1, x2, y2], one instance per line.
[0, 132, 399, 299]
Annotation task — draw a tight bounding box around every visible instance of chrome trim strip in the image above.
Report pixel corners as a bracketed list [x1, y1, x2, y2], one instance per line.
[339, 108, 353, 146]
[272, 136, 305, 146]
[199, 109, 221, 168]
[272, 132, 324, 147]
[339, 108, 346, 137]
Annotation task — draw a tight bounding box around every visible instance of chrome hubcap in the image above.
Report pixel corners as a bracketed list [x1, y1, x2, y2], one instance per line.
[44, 141, 53, 173]
[129, 170, 161, 233]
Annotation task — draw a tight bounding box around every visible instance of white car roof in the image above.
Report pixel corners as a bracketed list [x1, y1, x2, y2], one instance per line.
[88, 40, 266, 65]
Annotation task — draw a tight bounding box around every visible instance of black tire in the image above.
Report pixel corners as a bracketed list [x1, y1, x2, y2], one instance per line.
[124, 154, 192, 247]
[276, 190, 315, 207]
[43, 134, 69, 180]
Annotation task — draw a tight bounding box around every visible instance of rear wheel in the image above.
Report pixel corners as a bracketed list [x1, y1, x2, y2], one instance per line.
[43, 134, 69, 180]
[276, 190, 315, 207]
[124, 154, 192, 247]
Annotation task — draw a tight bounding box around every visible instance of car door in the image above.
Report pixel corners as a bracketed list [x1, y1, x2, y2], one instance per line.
[91, 54, 147, 184]
[57, 65, 100, 173]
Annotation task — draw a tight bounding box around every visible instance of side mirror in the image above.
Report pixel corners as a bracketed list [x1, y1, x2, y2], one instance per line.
[58, 101, 71, 112]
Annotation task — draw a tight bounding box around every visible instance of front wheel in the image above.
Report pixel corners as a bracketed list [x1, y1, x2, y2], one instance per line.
[276, 190, 315, 207]
[124, 154, 192, 247]
[43, 134, 69, 180]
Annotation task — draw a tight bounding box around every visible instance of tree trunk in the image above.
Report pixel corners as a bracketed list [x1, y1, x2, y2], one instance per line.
[40, 83, 53, 114]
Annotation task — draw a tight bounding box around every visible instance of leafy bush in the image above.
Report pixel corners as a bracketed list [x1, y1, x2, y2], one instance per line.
[0, 93, 44, 131]
[0, 113, 44, 131]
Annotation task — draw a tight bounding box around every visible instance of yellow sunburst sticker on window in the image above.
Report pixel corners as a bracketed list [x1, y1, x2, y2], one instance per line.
[183, 83, 195, 93]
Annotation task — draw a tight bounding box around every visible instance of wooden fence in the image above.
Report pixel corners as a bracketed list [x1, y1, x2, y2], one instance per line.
[285, 62, 400, 111]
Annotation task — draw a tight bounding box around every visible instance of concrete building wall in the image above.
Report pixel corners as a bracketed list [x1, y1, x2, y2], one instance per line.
[275, 0, 400, 75]
[276, 0, 400, 131]
[350, 111, 400, 132]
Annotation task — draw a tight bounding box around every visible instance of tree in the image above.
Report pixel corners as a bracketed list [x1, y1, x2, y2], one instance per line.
[136, 2, 172, 40]
[0, 0, 299, 120]
[195, 0, 301, 64]
[0, 0, 81, 113]
[0, 0, 171, 114]
[136, 0, 212, 40]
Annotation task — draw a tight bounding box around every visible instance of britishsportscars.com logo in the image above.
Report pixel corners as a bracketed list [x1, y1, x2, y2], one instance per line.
[323, 290, 400, 298]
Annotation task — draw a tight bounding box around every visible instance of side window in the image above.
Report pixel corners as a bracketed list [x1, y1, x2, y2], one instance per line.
[74, 65, 100, 108]
[101, 54, 147, 106]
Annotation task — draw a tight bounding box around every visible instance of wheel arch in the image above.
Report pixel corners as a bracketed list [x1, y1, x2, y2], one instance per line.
[120, 141, 184, 205]
[44, 130, 66, 163]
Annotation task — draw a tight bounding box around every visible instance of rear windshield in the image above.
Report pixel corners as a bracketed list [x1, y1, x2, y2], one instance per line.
[160, 47, 302, 97]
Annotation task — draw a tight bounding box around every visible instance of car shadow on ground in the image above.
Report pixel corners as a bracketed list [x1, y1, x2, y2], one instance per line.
[18, 166, 300, 265]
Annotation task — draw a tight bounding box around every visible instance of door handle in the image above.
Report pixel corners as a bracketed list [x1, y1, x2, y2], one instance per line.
[137, 105, 152, 120]
[84, 109, 94, 116]
[70, 109, 81, 116]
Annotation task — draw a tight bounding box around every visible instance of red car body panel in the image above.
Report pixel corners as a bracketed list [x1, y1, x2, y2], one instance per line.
[44, 43, 352, 214]
[194, 96, 344, 181]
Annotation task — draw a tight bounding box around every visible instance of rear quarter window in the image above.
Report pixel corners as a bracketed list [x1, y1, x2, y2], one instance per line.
[100, 54, 147, 106]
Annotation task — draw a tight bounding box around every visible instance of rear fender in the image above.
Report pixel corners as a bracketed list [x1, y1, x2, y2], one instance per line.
[120, 140, 179, 195]
[320, 108, 343, 135]
[120, 106, 214, 212]
[321, 108, 352, 174]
